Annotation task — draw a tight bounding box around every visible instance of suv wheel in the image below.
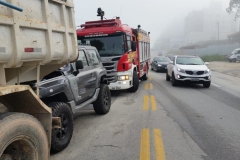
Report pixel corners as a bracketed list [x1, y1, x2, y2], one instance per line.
[166, 71, 170, 81]
[48, 102, 73, 153]
[233, 58, 237, 62]
[127, 70, 139, 92]
[172, 73, 178, 86]
[93, 84, 111, 115]
[203, 81, 211, 88]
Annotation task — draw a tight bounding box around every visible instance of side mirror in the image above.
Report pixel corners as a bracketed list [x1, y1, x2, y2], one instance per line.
[169, 61, 173, 64]
[76, 60, 84, 70]
[131, 41, 136, 52]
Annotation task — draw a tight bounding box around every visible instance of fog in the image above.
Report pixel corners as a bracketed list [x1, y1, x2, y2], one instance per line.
[73, 0, 232, 56]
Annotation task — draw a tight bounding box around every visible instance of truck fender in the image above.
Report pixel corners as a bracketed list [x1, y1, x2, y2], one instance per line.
[131, 64, 138, 77]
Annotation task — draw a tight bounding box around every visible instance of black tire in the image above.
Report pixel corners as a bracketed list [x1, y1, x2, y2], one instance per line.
[48, 102, 73, 153]
[0, 113, 48, 160]
[203, 81, 211, 88]
[166, 71, 170, 81]
[127, 70, 139, 92]
[142, 67, 148, 81]
[233, 58, 237, 62]
[172, 73, 178, 86]
[93, 84, 111, 115]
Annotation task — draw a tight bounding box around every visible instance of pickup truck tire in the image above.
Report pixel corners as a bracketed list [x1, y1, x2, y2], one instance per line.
[0, 112, 48, 160]
[49, 102, 73, 153]
[93, 84, 111, 115]
[127, 70, 139, 92]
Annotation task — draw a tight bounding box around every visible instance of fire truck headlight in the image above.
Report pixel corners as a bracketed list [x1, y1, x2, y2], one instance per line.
[118, 75, 130, 81]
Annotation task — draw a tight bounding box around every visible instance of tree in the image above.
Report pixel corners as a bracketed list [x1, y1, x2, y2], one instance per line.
[226, 0, 240, 20]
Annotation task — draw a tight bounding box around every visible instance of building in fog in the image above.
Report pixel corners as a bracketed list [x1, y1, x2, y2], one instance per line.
[184, 1, 238, 45]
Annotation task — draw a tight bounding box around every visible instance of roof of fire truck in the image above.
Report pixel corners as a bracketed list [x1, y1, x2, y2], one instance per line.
[77, 18, 147, 36]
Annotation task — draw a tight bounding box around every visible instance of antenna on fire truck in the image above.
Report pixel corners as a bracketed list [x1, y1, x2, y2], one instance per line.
[97, 7, 105, 20]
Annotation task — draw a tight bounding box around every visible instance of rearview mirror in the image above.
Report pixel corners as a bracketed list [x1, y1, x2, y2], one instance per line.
[76, 60, 84, 70]
[131, 41, 136, 52]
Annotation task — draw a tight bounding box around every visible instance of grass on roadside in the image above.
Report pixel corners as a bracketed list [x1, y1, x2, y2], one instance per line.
[200, 54, 227, 62]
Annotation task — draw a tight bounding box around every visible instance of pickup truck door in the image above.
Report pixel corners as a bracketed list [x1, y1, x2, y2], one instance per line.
[72, 50, 92, 104]
[85, 49, 100, 98]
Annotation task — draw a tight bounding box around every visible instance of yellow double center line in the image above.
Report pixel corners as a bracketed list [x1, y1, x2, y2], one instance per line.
[143, 95, 157, 111]
[144, 83, 153, 90]
[140, 129, 166, 160]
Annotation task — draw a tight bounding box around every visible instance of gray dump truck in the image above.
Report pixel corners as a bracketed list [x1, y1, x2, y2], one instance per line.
[0, 1, 78, 159]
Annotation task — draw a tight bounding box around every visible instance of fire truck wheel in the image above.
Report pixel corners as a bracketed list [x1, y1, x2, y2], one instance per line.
[127, 70, 139, 92]
[0, 113, 48, 160]
[141, 69, 148, 81]
[49, 102, 73, 153]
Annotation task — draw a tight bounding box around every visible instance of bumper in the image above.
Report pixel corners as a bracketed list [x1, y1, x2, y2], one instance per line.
[156, 66, 167, 71]
[174, 73, 211, 83]
[108, 70, 133, 90]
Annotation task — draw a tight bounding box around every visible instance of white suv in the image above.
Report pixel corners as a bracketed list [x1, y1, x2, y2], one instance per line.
[166, 55, 211, 88]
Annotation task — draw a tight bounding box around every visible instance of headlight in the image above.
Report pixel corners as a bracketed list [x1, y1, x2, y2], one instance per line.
[118, 75, 130, 81]
[158, 64, 162, 67]
[204, 69, 210, 74]
[177, 68, 185, 73]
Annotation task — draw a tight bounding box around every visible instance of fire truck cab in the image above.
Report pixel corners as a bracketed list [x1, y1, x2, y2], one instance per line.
[77, 15, 150, 92]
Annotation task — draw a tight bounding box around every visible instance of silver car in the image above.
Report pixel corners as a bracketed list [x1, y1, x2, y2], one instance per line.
[166, 55, 211, 88]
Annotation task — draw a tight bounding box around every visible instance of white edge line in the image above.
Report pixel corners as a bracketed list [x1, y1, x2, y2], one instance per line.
[212, 83, 220, 87]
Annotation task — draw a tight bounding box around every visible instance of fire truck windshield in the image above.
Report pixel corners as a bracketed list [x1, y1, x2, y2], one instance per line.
[78, 35, 126, 57]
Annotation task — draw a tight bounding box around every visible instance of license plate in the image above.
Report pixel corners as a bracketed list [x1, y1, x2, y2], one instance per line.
[191, 78, 199, 81]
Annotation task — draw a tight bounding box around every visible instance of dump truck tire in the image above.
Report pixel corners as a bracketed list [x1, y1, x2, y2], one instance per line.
[0, 112, 48, 160]
[49, 102, 73, 153]
[93, 84, 111, 115]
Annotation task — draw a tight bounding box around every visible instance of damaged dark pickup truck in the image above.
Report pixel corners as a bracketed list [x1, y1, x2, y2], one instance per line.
[36, 45, 111, 153]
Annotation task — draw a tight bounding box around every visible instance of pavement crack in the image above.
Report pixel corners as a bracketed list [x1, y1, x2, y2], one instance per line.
[92, 145, 121, 148]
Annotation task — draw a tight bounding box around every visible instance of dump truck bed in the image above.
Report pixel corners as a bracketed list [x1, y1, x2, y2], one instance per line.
[0, 0, 78, 85]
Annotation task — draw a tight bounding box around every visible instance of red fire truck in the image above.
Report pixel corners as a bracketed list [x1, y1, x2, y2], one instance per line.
[77, 9, 151, 92]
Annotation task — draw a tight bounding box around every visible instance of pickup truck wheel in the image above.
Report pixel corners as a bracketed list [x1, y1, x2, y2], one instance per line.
[127, 70, 139, 92]
[172, 73, 178, 86]
[203, 81, 211, 88]
[0, 113, 48, 160]
[48, 102, 73, 153]
[93, 84, 111, 115]
[166, 71, 170, 81]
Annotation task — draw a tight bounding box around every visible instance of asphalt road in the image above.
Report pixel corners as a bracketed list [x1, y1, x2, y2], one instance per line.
[50, 70, 240, 160]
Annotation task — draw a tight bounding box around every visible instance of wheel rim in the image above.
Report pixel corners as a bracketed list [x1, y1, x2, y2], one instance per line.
[55, 114, 68, 140]
[103, 91, 109, 107]
[0, 136, 37, 160]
